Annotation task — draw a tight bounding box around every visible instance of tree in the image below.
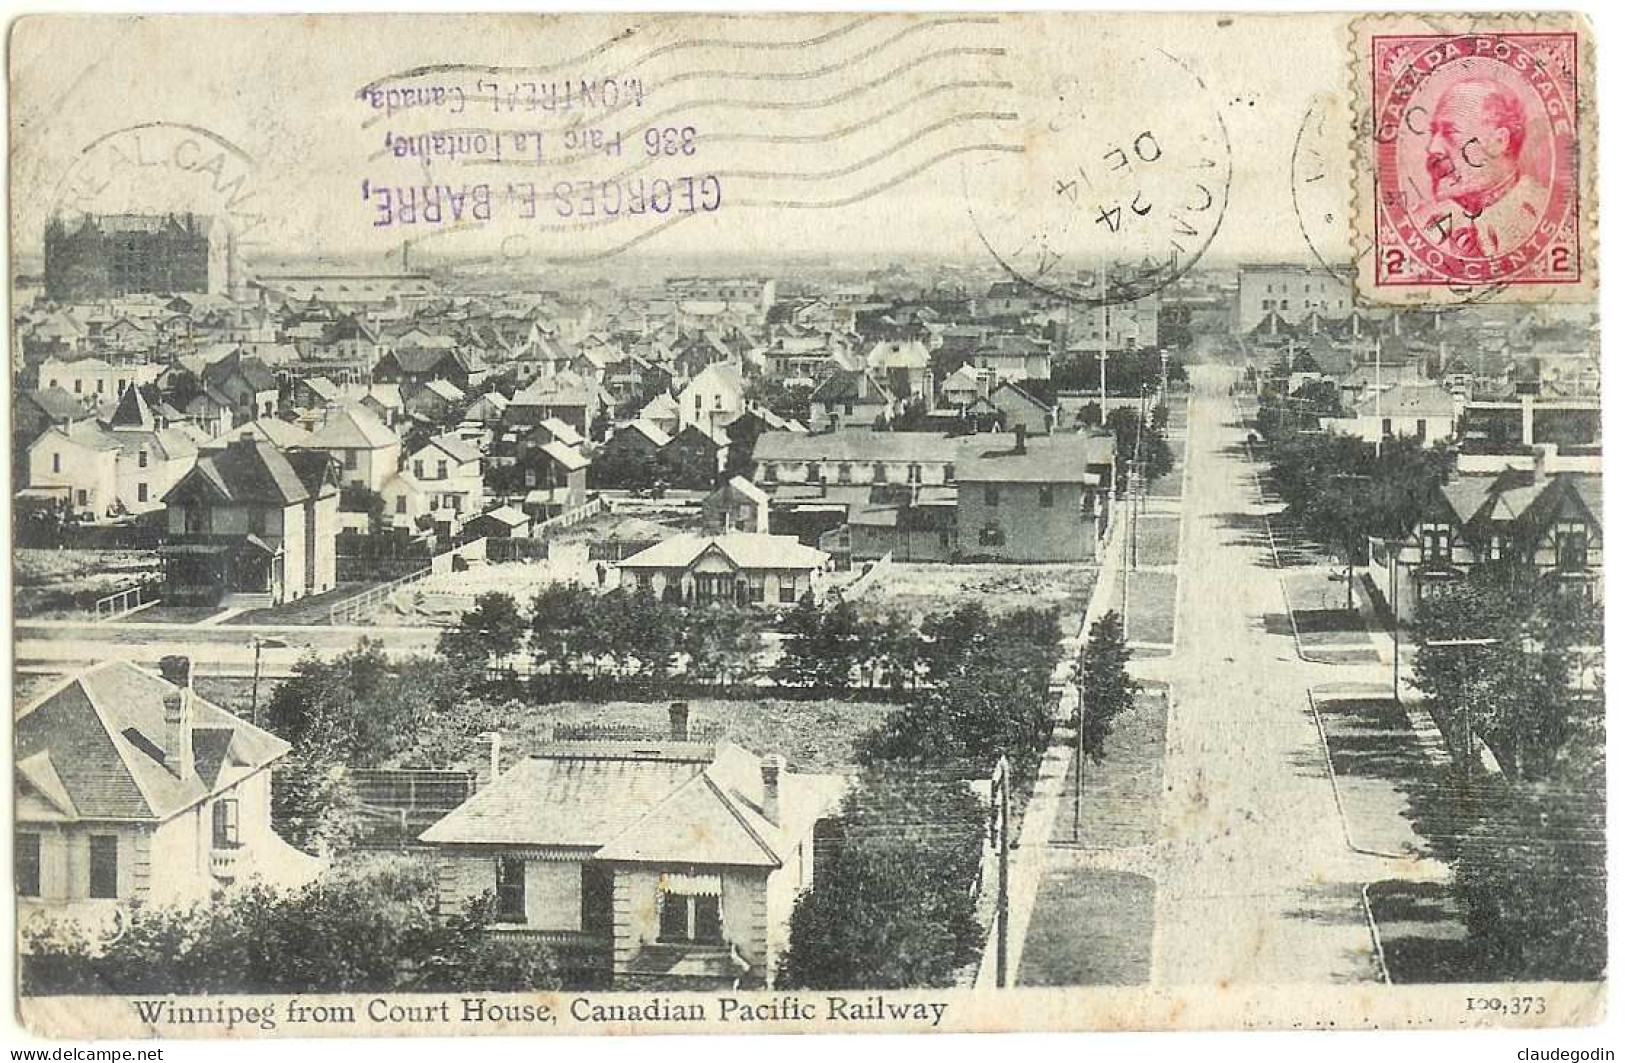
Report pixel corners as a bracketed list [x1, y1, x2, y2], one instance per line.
[773, 596, 861, 689]
[528, 582, 600, 677]
[1078, 611, 1137, 760]
[1105, 406, 1174, 493]
[778, 773, 984, 989]
[680, 602, 762, 686]
[438, 591, 527, 675]
[1413, 565, 1602, 783]
[22, 857, 562, 995]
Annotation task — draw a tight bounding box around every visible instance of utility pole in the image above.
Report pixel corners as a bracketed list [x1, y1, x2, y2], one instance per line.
[1389, 549, 1401, 703]
[1373, 336, 1384, 460]
[249, 635, 287, 728]
[1073, 682, 1086, 842]
[994, 754, 1012, 987]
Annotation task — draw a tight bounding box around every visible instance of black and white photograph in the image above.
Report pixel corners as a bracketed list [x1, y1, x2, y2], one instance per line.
[5, 8, 1608, 1044]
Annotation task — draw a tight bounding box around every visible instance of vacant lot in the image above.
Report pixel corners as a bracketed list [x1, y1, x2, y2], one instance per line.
[1120, 569, 1178, 647]
[862, 562, 1098, 632]
[15, 549, 160, 618]
[399, 696, 898, 776]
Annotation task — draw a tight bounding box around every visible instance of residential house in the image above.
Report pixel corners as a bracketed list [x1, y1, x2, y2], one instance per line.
[159, 435, 341, 606]
[202, 416, 315, 453]
[972, 334, 1053, 382]
[701, 477, 771, 535]
[26, 422, 122, 517]
[676, 362, 746, 437]
[16, 657, 318, 937]
[955, 429, 1117, 562]
[37, 357, 154, 404]
[1370, 455, 1604, 623]
[991, 380, 1054, 436]
[1325, 381, 1459, 445]
[508, 371, 597, 434]
[199, 348, 280, 424]
[637, 392, 682, 437]
[101, 384, 200, 514]
[15, 386, 88, 448]
[616, 533, 829, 606]
[865, 339, 932, 403]
[403, 378, 468, 426]
[359, 383, 407, 429]
[183, 386, 238, 439]
[808, 368, 893, 431]
[419, 715, 843, 988]
[664, 423, 725, 490]
[373, 346, 482, 393]
[590, 420, 670, 489]
[464, 392, 510, 425]
[513, 439, 590, 519]
[386, 434, 484, 530]
[300, 403, 402, 494]
[464, 504, 532, 541]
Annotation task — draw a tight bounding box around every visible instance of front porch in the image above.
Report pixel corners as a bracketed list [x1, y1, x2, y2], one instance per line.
[158, 535, 285, 606]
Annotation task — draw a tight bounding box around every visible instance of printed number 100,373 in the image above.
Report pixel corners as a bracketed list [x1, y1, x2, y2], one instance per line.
[1465, 996, 1545, 1016]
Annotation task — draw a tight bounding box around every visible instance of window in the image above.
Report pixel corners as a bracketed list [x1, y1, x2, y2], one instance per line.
[1381, 417, 1393, 437]
[658, 888, 724, 944]
[495, 855, 527, 922]
[747, 574, 767, 603]
[1038, 485, 1054, 508]
[413, 460, 424, 478]
[137, 483, 148, 503]
[843, 402, 854, 416]
[96, 379, 106, 394]
[985, 485, 1000, 507]
[944, 463, 955, 484]
[77, 489, 88, 506]
[344, 449, 358, 470]
[395, 495, 407, 515]
[808, 462, 822, 483]
[16, 833, 40, 898]
[1556, 526, 1589, 572]
[837, 463, 852, 484]
[762, 463, 778, 484]
[74, 380, 83, 394]
[907, 463, 922, 485]
[137, 449, 149, 469]
[873, 462, 888, 484]
[88, 834, 118, 899]
[636, 573, 654, 595]
[1421, 524, 1451, 563]
[211, 799, 240, 848]
[779, 581, 798, 604]
[437, 460, 448, 479]
[979, 524, 1006, 547]
[1416, 419, 1427, 441]
[1487, 535, 1503, 561]
[51, 453, 61, 474]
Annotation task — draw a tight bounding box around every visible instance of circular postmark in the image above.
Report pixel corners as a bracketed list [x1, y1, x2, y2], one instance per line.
[1367, 32, 1582, 294]
[961, 46, 1231, 308]
[45, 122, 269, 279]
[1291, 94, 1368, 285]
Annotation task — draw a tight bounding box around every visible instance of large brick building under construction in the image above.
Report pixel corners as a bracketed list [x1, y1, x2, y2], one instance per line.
[44, 212, 227, 302]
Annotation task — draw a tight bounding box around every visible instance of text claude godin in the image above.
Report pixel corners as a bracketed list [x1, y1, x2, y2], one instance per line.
[130, 993, 951, 1031]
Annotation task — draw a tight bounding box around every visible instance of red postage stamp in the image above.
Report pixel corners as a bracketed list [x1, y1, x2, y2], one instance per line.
[1360, 24, 1588, 301]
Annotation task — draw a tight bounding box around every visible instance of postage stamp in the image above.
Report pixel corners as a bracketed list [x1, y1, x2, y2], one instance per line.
[1349, 13, 1596, 305]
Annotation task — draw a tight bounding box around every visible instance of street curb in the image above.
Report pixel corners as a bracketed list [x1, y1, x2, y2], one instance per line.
[1303, 686, 1413, 861]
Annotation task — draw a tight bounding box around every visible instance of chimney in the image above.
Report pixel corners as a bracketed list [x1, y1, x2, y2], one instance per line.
[157, 655, 195, 781]
[669, 701, 690, 742]
[487, 731, 502, 786]
[760, 754, 786, 825]
[1014, 424, 1027, 454]
[1533, 442, 1558, 481]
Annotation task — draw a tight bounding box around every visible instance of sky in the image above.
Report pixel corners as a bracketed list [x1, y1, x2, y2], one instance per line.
[11, 13, 1356, 273]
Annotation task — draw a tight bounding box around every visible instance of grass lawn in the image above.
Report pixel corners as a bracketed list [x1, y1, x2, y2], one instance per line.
[399, 697, 899, 775]
[1145, 461, 1184, 499]
[1017, 868, 1156, 986]
[15, 548, 160, 618]
[13, 671, 263, 721]
[1365, 880, 1487, 983]
[1314, 696, 1437, 859]
[235, 583, 381, 626]
[124, 604, 229, 624]
[1121, 569, 1178, 646]
[1051, 684, 1168, 848]
[1127, 516, 1181, 567]
[864, 563, 1098, 633]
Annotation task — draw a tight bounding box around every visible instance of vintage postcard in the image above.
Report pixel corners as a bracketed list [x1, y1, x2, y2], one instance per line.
[9, 10, 1604, 1041]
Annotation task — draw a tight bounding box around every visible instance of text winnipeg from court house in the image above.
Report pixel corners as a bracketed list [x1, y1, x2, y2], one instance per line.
[9, 10, 1603, 1037]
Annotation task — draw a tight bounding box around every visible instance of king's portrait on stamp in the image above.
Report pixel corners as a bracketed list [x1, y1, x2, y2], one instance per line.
[1358, 20, 1592, 304]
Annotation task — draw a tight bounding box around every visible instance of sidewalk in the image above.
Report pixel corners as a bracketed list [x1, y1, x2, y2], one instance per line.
[973, 497, 1127, 989]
